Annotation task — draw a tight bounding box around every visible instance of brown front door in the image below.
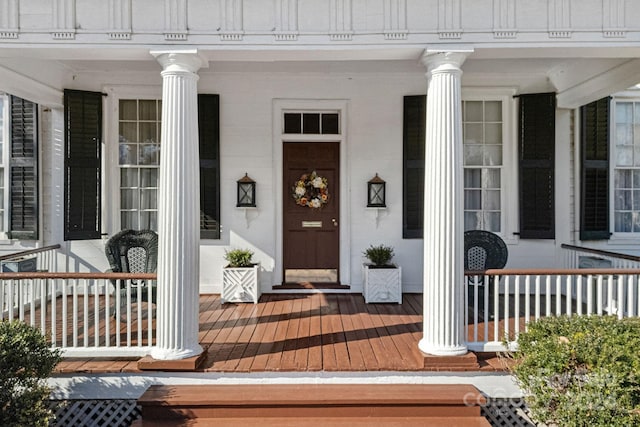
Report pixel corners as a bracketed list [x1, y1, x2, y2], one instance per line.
[283, 142, 340, 284]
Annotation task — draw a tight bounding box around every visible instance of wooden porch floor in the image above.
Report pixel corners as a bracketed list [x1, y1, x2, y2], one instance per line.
[53, 293, 510, 374]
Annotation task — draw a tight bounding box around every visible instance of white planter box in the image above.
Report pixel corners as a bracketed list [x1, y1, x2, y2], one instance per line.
[363, 264, 402, 304]
[221, 264, 260, 304]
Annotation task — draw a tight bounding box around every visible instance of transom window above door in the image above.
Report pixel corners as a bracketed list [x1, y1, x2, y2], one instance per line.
[283, 112, 340, 135]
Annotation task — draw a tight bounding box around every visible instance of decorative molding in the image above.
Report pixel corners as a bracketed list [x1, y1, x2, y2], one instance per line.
[493, 31, 517, 39]
[603, 0, 625, 38]
[52, 0, 76, 39]
[274, 32, 297, 41]
[108, 31, 131, 40]
[384, 0, 407, 37]
[0, 0, 19, 37]
[220, 0, 243, 41]
[220, 31, 243, 41]
[493, 0, 516, 39]
[165, 0, 188, 41]
[438, 31, 461, 40]
[330, 31, 353, 41]
[330, 0, 352, 38]
[438, 0, 462, 40]
[548, 0, 571, 38]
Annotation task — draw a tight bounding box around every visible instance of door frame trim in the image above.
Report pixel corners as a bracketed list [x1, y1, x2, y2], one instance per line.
[272, 98, 350, 287]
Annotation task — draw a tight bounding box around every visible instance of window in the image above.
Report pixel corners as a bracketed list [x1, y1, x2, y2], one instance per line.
[116, 95, 220, 238]
[402, 95, 512, 238]
[119, 99, 160, 231]
[613, 100, 640, 233]
[463, 100, 503, 232]
[283, 112, 339, 134]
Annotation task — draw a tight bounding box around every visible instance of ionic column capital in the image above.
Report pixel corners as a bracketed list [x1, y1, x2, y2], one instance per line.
[420, 50, 472, 74]
[151, 49, 208, 74]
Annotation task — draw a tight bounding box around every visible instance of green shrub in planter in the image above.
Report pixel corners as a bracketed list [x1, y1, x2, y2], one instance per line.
[224, 248, 255, 268]
[363, 244, 395, 267]
[506, 315, 640, 427]
[0, 320, 62, 427]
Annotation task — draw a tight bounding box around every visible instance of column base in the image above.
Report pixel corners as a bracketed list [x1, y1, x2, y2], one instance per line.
[139, 344, 207, 371]
[420, 351, 480, 371]
[418, 338, 468, 357]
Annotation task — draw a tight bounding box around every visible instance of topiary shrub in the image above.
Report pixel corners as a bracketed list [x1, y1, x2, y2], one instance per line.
[363, 244, 395, 267]
[506, 315, 640, 427]
[224, 248, 255, 268]
[0, 320, 62, 427]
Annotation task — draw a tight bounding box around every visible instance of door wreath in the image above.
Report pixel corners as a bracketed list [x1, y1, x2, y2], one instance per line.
[292, 171, 329, 208]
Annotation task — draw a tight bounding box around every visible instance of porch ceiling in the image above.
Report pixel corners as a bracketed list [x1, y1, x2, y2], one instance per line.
[1, 44, 640, 107]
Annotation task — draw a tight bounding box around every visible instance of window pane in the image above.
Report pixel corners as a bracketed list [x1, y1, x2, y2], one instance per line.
[121, 189, 139, 209]
[484, 212, 501, 232]
[483, 169, 500, 188]
[141, 169, 158, 187]
[617, 146, 633, 167]
[615, 169, 632, 188]
[616, 123, 633, 146]
[120, 169, 138, 187]
[617, 102, 632, 124]
[465, 101, 483, 121]
[484, 123, 502, 144]
[140, 212, 157, 230]
[464, 146, 483, 166]
[119, 122, 137, 143]
[464, 211, 481, 231]
[464, 169, 481, 188]
[322, 114, 339, 134]
[634, 212, 640, 232]
[483, 190, 501, 210]
[119, 144, 138, 165]
[139, 144, 160, 165]
[121, 211, 138, 230]
[633, 190, 640, 211]
[139, 122, 157, 143]
[483, 145, 502, 166]
[484, 101, 502, 121]
[303, 113, 320, 134]
[615, 212, 632, 232]
[120, 100, 137, 120]
[138, 100, 157, 121]
[615, 190, 631, 210]
[140, 189, 157, 209]
[464, 123, 483, 144]
[284, 113, 301, 133]
[464, 190, 481, 210]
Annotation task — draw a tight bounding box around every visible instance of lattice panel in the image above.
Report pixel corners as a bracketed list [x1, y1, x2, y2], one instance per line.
[482, 397, 536, 427]
[49, 399, 140, 427]
[363, 266, 402, 303]
[221, 266, 260, 303]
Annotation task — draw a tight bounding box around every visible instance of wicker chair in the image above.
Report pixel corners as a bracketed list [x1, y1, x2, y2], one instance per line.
[464, 230, 508, 318]
[105, 229, 158, 307]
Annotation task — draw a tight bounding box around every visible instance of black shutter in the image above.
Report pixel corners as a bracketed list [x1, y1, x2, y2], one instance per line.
[403, 95, 426, 238]
[9, 96, 38, 240]
[518, 93, 556, 239]
[580, 97, 610, 240]
[64, 89, 102, 240]
[198, 94, 220, 239]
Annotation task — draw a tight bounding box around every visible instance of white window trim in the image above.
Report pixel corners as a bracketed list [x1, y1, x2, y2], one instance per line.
[102, 85, 162, 237]
[461, 88, 518, 245]
[609, 94, 640, 243]
[0, 94, 9, 240]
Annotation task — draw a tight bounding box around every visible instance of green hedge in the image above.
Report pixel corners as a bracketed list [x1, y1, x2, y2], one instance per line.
[508, 316, 640, 427]
[0, 320, 62, 427]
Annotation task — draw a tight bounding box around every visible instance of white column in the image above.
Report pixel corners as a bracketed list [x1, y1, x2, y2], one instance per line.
[150, 50, 206, 360]
[419, 51, 470, 356]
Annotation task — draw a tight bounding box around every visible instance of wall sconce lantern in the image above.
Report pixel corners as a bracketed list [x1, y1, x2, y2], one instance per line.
[367, 173, 386, 208]
[237, 173, 256, 207]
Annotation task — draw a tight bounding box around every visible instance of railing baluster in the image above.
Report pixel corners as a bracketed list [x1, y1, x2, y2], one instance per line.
[137, 281, 142, 346]
[40, 279, 47, 335]
[147, 280, 154, 346]
[524, 275, 531, 327]
[493, 276, 499, 341]
[535, 275, 541, 320]
[29, 279, 35, 326]
[587, 275, 593, 315]
[62, 278, 67, 348]
[52, 279, 58, 348]
[628, 275, 635, 317]
[72, 279, 79, 348]
[126, 279, 132, 347]
[545, 275, 551, 317]
[618, 275, 625, 320]
[566, 275, 572, 316]
[514, 275, 521, 339]
[504, 275, 510, 341]
[483, 275, 488, 342]
[94, 279, 100, 347]
[0, 280, 5, 321]
[83, 278, 89, 347]
[105, 278, 110, 348]
[597, 275, 604, 316]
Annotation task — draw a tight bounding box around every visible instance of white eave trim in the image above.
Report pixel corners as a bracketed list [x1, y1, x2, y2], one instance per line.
[0, 65, 63, 107]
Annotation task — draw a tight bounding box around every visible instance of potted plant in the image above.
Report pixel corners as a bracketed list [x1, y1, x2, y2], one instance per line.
[362, 244, 402, 304]
[221, 248, 260, 304]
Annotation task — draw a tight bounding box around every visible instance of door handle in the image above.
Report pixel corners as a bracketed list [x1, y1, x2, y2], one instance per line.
[332, 218, 338, 227]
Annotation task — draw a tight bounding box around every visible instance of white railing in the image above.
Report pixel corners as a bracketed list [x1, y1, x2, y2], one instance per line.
[561, 243, 640, 269]
[466, 269, 640, 352]
[0, 272, 156, 357]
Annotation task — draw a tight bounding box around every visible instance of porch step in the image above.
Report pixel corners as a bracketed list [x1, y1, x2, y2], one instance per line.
[135, 416, 491, 426]
[137, 384, 490, 426]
